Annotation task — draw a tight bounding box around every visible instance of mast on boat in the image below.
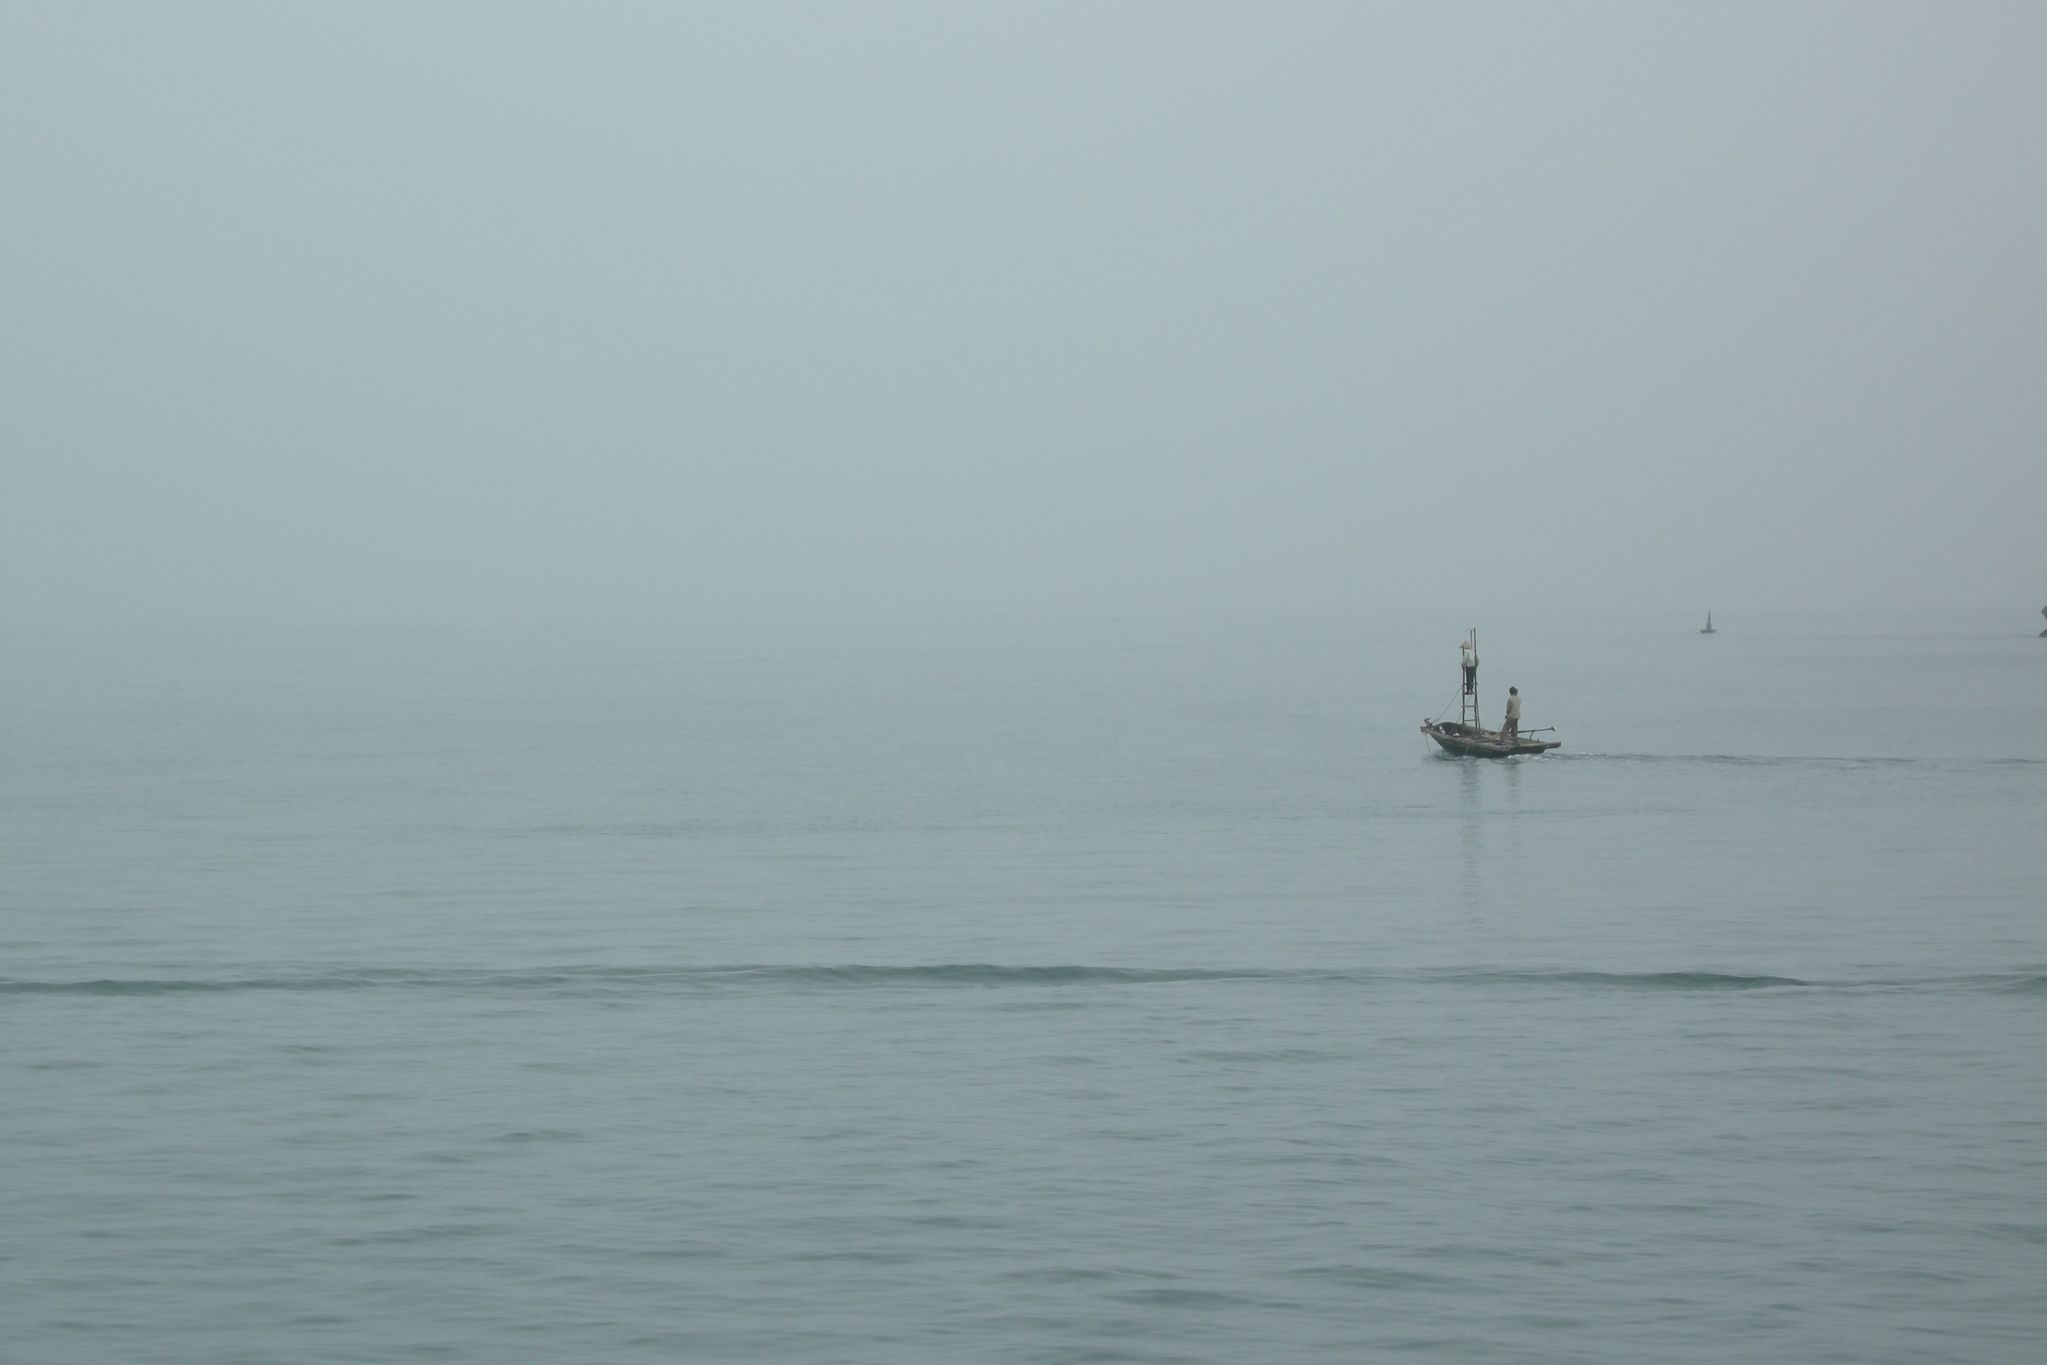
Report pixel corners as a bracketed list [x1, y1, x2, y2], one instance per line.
[1460, 628, 1481, 729]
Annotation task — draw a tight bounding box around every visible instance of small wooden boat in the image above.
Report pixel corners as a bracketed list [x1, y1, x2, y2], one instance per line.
[1421, 629, 1561, 757]
[1420, 719, 1561, 758]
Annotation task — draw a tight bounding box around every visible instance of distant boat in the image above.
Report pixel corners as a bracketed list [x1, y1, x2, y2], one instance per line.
[1420, 629, 1561, 758]
[2039, 605, 2045, 638]
[1701, 610, 1716, 635]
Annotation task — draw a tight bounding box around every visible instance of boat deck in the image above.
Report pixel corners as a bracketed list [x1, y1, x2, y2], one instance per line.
[1421, 720, 1561, 758]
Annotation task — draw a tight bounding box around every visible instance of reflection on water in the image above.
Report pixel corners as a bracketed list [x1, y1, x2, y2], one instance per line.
[1449, 755, 1534, 929]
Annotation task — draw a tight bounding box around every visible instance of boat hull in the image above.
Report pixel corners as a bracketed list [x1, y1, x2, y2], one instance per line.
[1421, 721, 1560, 758]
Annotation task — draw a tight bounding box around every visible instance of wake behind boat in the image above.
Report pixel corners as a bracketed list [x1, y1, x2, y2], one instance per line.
[1421, 629, 1560, 758]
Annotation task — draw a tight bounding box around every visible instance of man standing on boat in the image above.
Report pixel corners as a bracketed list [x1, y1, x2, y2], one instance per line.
[1460, 638, 1477, 697]
[1501, 687, 1521, 742]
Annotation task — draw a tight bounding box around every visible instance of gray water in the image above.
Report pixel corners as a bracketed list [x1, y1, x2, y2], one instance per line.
[5, 612, 2044, 1363]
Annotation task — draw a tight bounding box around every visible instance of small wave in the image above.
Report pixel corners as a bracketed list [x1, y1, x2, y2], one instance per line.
[754, 964, 1313, 988]
[7, 965, 2041, 998]
[0, 964, 1315, 997]
[0, 972, 396, 996]
[1287, 1264, 1455, 1290]
[1454, 969, 1809, 990]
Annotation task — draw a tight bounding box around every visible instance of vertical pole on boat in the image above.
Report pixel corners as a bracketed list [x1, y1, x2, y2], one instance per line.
[1462, 629, 1479, 730]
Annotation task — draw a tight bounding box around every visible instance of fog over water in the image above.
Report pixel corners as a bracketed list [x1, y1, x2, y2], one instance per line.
[5, 2, 2044, 627]
[8, 13, 2047, 1360]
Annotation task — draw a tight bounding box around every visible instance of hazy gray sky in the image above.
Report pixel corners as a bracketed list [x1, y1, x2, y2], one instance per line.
[5, 2, 2043, 628]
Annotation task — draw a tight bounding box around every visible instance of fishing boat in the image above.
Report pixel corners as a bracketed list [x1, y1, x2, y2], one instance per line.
[1420, 718, 1561, 758]
[1701, 610, 1716, 635]
[1420, 630, 1560, 757]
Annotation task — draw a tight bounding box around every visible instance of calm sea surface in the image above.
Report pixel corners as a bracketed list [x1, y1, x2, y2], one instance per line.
[5, 612, 2043, 1363]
